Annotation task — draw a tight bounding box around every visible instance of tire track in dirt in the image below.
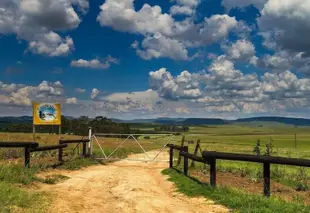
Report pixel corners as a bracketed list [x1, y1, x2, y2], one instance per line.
[39, 150, 229, 213]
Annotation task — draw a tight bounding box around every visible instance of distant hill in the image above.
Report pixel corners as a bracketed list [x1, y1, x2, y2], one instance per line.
[112, 117, 186, 124]
[113, 116, 310, 126]
[2, 116, 310, 126]
[0, 115, 75, 124]
[234, 117, 310, 126]
[0, 116, 32, 124]
[179, 118, 228, 125]
[112, 119, 155, 123]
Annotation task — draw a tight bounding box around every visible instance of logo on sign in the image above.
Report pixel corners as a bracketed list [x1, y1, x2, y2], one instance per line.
[38, 104, 58, 121]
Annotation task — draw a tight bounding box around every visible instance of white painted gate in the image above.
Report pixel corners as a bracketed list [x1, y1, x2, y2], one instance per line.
[91, 133, 177, 162]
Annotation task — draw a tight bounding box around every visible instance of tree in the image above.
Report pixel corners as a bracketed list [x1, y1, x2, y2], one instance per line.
[265, 139, 274, 156]
[253, 139, 260, 155]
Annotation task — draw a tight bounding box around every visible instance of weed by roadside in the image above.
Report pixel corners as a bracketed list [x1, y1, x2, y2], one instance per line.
[0, 181, 49, 213]
[58, 157, 104, 170]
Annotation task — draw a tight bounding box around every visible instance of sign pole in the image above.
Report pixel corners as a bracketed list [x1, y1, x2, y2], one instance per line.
[33, 125, 36, 141]
[58, 125, 62, 141]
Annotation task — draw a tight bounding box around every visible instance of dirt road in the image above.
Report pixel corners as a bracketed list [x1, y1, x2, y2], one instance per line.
[41, 151, 228, 213]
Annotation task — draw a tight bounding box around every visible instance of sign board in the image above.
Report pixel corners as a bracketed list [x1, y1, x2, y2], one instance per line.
[33, 103, 61, 125]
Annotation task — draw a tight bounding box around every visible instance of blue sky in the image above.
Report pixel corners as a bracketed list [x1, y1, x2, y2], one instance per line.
[1, 0, 310, 119]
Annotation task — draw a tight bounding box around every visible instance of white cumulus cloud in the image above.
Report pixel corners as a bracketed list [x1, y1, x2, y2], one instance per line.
[71, 56, 119, 69]
[0, 0, 88, 56]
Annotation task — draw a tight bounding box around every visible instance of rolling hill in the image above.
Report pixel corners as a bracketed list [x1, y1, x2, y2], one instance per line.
[1, 116, 310, 126]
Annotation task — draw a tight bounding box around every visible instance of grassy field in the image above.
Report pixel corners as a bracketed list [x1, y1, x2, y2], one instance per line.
[156, 123, 310, 207]
[1, 122, 310, 211]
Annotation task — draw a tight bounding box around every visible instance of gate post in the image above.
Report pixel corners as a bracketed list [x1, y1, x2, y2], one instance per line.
[24, 147, 30, 168]
[82, 142, 87, 157]
[263, 162, 271, 197]
[88, 127, 92, 156]
[58, 140, 63, 162]
[183, 146, 189, 176]
[169, 147, 173, 168]
[210, 157, 216, 187]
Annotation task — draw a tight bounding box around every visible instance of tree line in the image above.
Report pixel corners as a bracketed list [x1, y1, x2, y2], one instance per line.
[0, 116, 131, 136]
[154, 125, 189, 132]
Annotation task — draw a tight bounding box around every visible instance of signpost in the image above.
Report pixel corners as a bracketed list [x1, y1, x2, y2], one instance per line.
[32, 103, 62, 141]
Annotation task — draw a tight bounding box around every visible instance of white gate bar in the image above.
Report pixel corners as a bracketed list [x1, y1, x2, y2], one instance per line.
[93, 135, 107, 158]
[151, 134, 175, 161]
[131, 134, 152, 160]
[107, 135, 131, 158]
[95, 133, 175, 136]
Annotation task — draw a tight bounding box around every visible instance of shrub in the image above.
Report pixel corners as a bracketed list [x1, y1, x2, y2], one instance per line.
[253, 139, 261, 155]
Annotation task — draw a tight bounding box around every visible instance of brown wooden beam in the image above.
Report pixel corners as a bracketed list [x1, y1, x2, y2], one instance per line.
[263, 162, 270, 197]
[209, 158, 216, 187]
[183, 146, 189, 176]
[179, 151, 207, 163]
[30, 144, 68, 152]
[169, 147, 173, 168]
[0, 142, 38, 148]
[24, 147, 30, 168]
[202, 151, 310, 167]
[59, 139, 90, 144]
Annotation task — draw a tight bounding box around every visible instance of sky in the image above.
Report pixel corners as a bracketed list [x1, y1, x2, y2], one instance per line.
[1, 0, 310, 119]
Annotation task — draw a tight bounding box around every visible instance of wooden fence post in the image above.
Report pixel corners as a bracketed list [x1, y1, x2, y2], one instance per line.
[24, 147, 30, 168]
[177, 135, 185, 166]
[58, 147, 63, 162]
[190, 139, 200, 168]
[58, 140, 63, 162]
[210, 157, 216, 187]
[263, 162, 270, 197]
[183, 146, 189, 176]
[169, 147, 173, 168]
[82, 142, 87, 157]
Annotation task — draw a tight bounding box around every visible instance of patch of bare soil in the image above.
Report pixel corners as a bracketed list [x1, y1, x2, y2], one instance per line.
[191, 170, 310, 205]
[37, 150, 229, 213]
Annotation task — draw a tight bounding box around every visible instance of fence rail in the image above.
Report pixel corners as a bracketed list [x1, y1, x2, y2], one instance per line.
[202, 151, 310, 167]
[0, 142, 39, 148]
[168, 143, 310, 197]
[0, 139, 90, 167]
[59, 139, 90, 144]
[30, 144, 68, 152]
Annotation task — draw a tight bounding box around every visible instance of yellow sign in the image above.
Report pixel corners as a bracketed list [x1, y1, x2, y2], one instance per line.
[33, 103, 61, 125]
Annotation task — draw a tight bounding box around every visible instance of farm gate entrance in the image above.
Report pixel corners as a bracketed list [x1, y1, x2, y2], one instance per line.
[91, 133, 176, 162]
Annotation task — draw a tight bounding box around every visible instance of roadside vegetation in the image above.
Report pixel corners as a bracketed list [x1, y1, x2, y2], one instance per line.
[0, 157, 103, 213]
[162, 168, 310, 213]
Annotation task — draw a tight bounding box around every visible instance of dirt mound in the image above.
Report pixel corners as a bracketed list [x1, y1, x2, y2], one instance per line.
[40, 151, 228, 213]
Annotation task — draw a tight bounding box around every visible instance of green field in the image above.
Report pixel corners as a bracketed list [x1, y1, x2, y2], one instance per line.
[156, 123, 310, 206]
[1, 122, 310, 211]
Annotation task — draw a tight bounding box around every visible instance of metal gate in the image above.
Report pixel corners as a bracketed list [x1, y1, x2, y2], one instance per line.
[91, 133, 176, 162]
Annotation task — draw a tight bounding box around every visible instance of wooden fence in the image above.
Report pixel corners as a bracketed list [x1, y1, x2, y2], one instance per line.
[0, 139, 90, 167]
[167, 143, 310, 197]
